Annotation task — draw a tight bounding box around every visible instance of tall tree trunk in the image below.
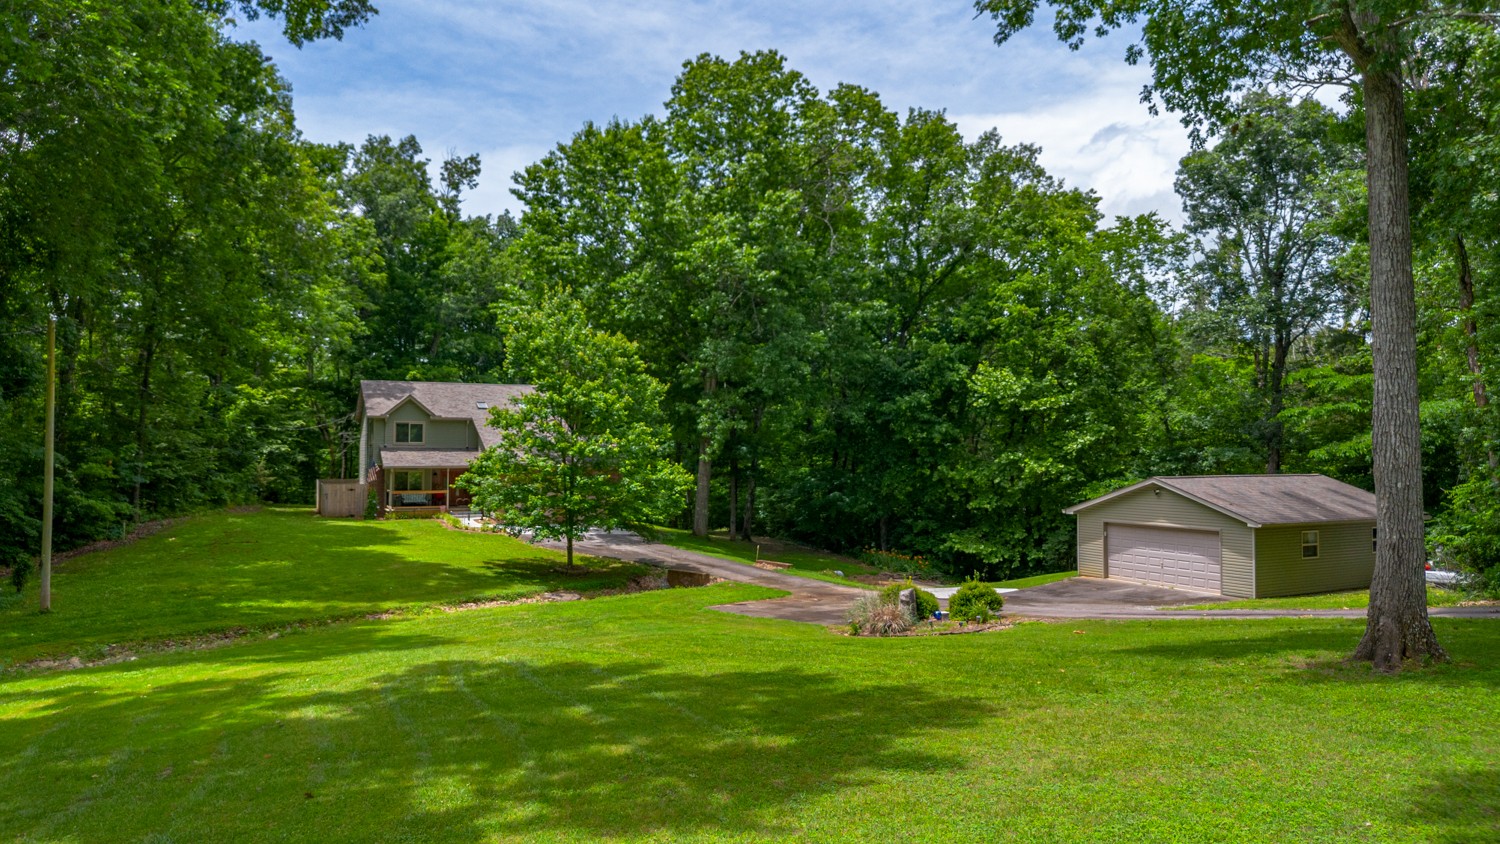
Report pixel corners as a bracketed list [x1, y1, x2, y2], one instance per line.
[692, 373, 716, 537]
[738, 406, 764, 541]
[728, 454, 738, 539]
[1456, 234, 1496, 471]
[566, 533, 574, 568]
[741, 456, 757, 541]
[1457, 234, 1487, 411]
[1349, 61, 1445, 670]
[1266, 332, 1289, 474]
[132, 325, 157, 518]
[693, 436, 712, 537]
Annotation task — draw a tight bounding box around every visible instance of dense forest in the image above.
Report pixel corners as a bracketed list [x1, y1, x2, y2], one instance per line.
[3, 1, 1496, 588]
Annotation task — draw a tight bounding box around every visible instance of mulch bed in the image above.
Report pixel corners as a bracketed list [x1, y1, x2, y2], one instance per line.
[838, 617, 1019, 637]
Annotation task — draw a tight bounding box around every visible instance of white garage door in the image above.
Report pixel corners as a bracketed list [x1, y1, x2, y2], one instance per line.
[1106, 525, 1222, 592]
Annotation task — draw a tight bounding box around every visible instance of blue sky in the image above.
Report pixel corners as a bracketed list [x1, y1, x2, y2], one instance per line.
[237, 1, 1193, 223]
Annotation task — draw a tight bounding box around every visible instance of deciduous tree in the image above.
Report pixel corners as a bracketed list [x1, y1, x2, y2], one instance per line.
[975, 0, 1463, 668]
[459, 299, 692, 567]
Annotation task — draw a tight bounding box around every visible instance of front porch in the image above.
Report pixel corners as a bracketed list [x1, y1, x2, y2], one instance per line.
[382, 465, 473, 515]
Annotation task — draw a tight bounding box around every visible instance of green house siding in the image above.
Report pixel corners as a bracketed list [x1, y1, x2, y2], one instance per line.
[1074, 488, 1256, 598]
[1254, 522, 1375, 598]
[382, 402, 473, 449]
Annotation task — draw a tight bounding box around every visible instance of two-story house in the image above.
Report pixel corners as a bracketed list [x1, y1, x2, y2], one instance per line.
[352, 380, 531, 516]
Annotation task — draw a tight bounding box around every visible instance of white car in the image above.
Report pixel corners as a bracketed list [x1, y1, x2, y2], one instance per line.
[1425, 562, 1461, 586]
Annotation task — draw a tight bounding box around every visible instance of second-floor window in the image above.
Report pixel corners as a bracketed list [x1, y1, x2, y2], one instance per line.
[395, 422, 424, 444]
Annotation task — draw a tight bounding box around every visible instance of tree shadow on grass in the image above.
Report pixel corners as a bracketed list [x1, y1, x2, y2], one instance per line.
[1401, 764, 1500, 843]
[0, 653, 996, 841]
[0, 510, 650, 665]
[1109, 620, 1500, 688]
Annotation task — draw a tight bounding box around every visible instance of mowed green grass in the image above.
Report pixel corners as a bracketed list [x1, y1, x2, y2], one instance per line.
[647, 526, 877, 588]
[989, 570, 1078, 589]
[0, 508, 650, 666]
[1172, 585, 1473, 611]
[1, 585, 1497, 842]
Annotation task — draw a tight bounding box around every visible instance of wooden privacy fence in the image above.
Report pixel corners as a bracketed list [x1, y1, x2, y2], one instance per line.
[316, 479, 367, 518]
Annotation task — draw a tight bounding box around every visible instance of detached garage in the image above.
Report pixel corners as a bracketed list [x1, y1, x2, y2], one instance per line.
[1063, 474, 1378, 598]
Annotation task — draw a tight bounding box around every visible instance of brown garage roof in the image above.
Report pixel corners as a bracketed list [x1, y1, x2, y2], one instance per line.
[1063, 474, 1378, 527]
[360, 380, 532, 450]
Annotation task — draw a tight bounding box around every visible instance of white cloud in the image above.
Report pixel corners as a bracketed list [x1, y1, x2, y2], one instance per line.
[462, 143, 552, 219]
[246, 0, 1191, 223]
[953, 68, 1192, 224]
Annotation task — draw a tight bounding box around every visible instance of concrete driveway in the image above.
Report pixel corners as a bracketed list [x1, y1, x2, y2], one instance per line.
[1003, 576, 1500, 620]
[544, 530, 865, 625]
[1001, 577, 1226, 618]
[545, 533, 1500, 623]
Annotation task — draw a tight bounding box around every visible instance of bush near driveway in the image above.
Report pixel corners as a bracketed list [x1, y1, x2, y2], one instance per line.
[950, 578, 1004, 622]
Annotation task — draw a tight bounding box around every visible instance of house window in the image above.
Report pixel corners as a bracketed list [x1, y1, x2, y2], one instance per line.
[391, 470, 431, 506]
[1372, 528, 1377, 553]
[395, 422, 424, 444]
[1301, 530, 1320, 559]
[393, 470, 424, 492]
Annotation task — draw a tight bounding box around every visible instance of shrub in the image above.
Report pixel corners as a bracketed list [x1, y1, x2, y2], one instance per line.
[846, 593, 913, 636]
[949, 578, 1003, 622]
[912, 587, 940, 620]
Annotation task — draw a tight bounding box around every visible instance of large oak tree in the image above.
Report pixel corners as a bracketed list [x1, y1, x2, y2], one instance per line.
[974, 0, 1485, 668]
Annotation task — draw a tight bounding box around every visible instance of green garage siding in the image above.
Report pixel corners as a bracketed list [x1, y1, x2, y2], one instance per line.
[1074, 488, 1256, 598]
[1254, 522, 1376, 598]
[1067, 475, 1379, 598]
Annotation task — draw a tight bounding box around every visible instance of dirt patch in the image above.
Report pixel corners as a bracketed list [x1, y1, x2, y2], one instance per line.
[752, 561, 792, 571]
[11, 574, 685, 676]
[19, 624, 302, 673]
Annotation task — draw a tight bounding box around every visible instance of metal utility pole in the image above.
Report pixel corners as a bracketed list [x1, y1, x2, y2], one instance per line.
[40, 316, 55, 612]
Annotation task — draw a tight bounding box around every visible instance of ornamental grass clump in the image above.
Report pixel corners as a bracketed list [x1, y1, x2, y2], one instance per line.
[949, 578, 1004, 622]
[847, 593, 912, 636]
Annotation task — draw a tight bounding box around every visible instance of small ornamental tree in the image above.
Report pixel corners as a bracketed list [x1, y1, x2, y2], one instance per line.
[459, 298, 693, 566]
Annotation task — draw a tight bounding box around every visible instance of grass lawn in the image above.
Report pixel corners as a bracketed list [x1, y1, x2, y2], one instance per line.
[646, 526, 877, 588]
[1169, 585, 1475, 611]
[990, 570, 1078, 589]
[0, 507, 651, 667]
[1, 584, 1497, 842]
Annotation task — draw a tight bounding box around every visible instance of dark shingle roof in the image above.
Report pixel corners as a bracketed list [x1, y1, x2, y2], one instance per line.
[1064, 474, 1378, 526]
[360, 380, 532, 450]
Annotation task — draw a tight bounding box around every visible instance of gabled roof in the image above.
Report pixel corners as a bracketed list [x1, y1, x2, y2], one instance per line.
[360, 380, 532, 450]
[1062, 474, 1378, 527]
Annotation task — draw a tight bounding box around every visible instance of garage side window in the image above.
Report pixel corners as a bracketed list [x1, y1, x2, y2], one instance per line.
[1372, 527, 1377, 553]
[1301, 530, 1320, 559]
